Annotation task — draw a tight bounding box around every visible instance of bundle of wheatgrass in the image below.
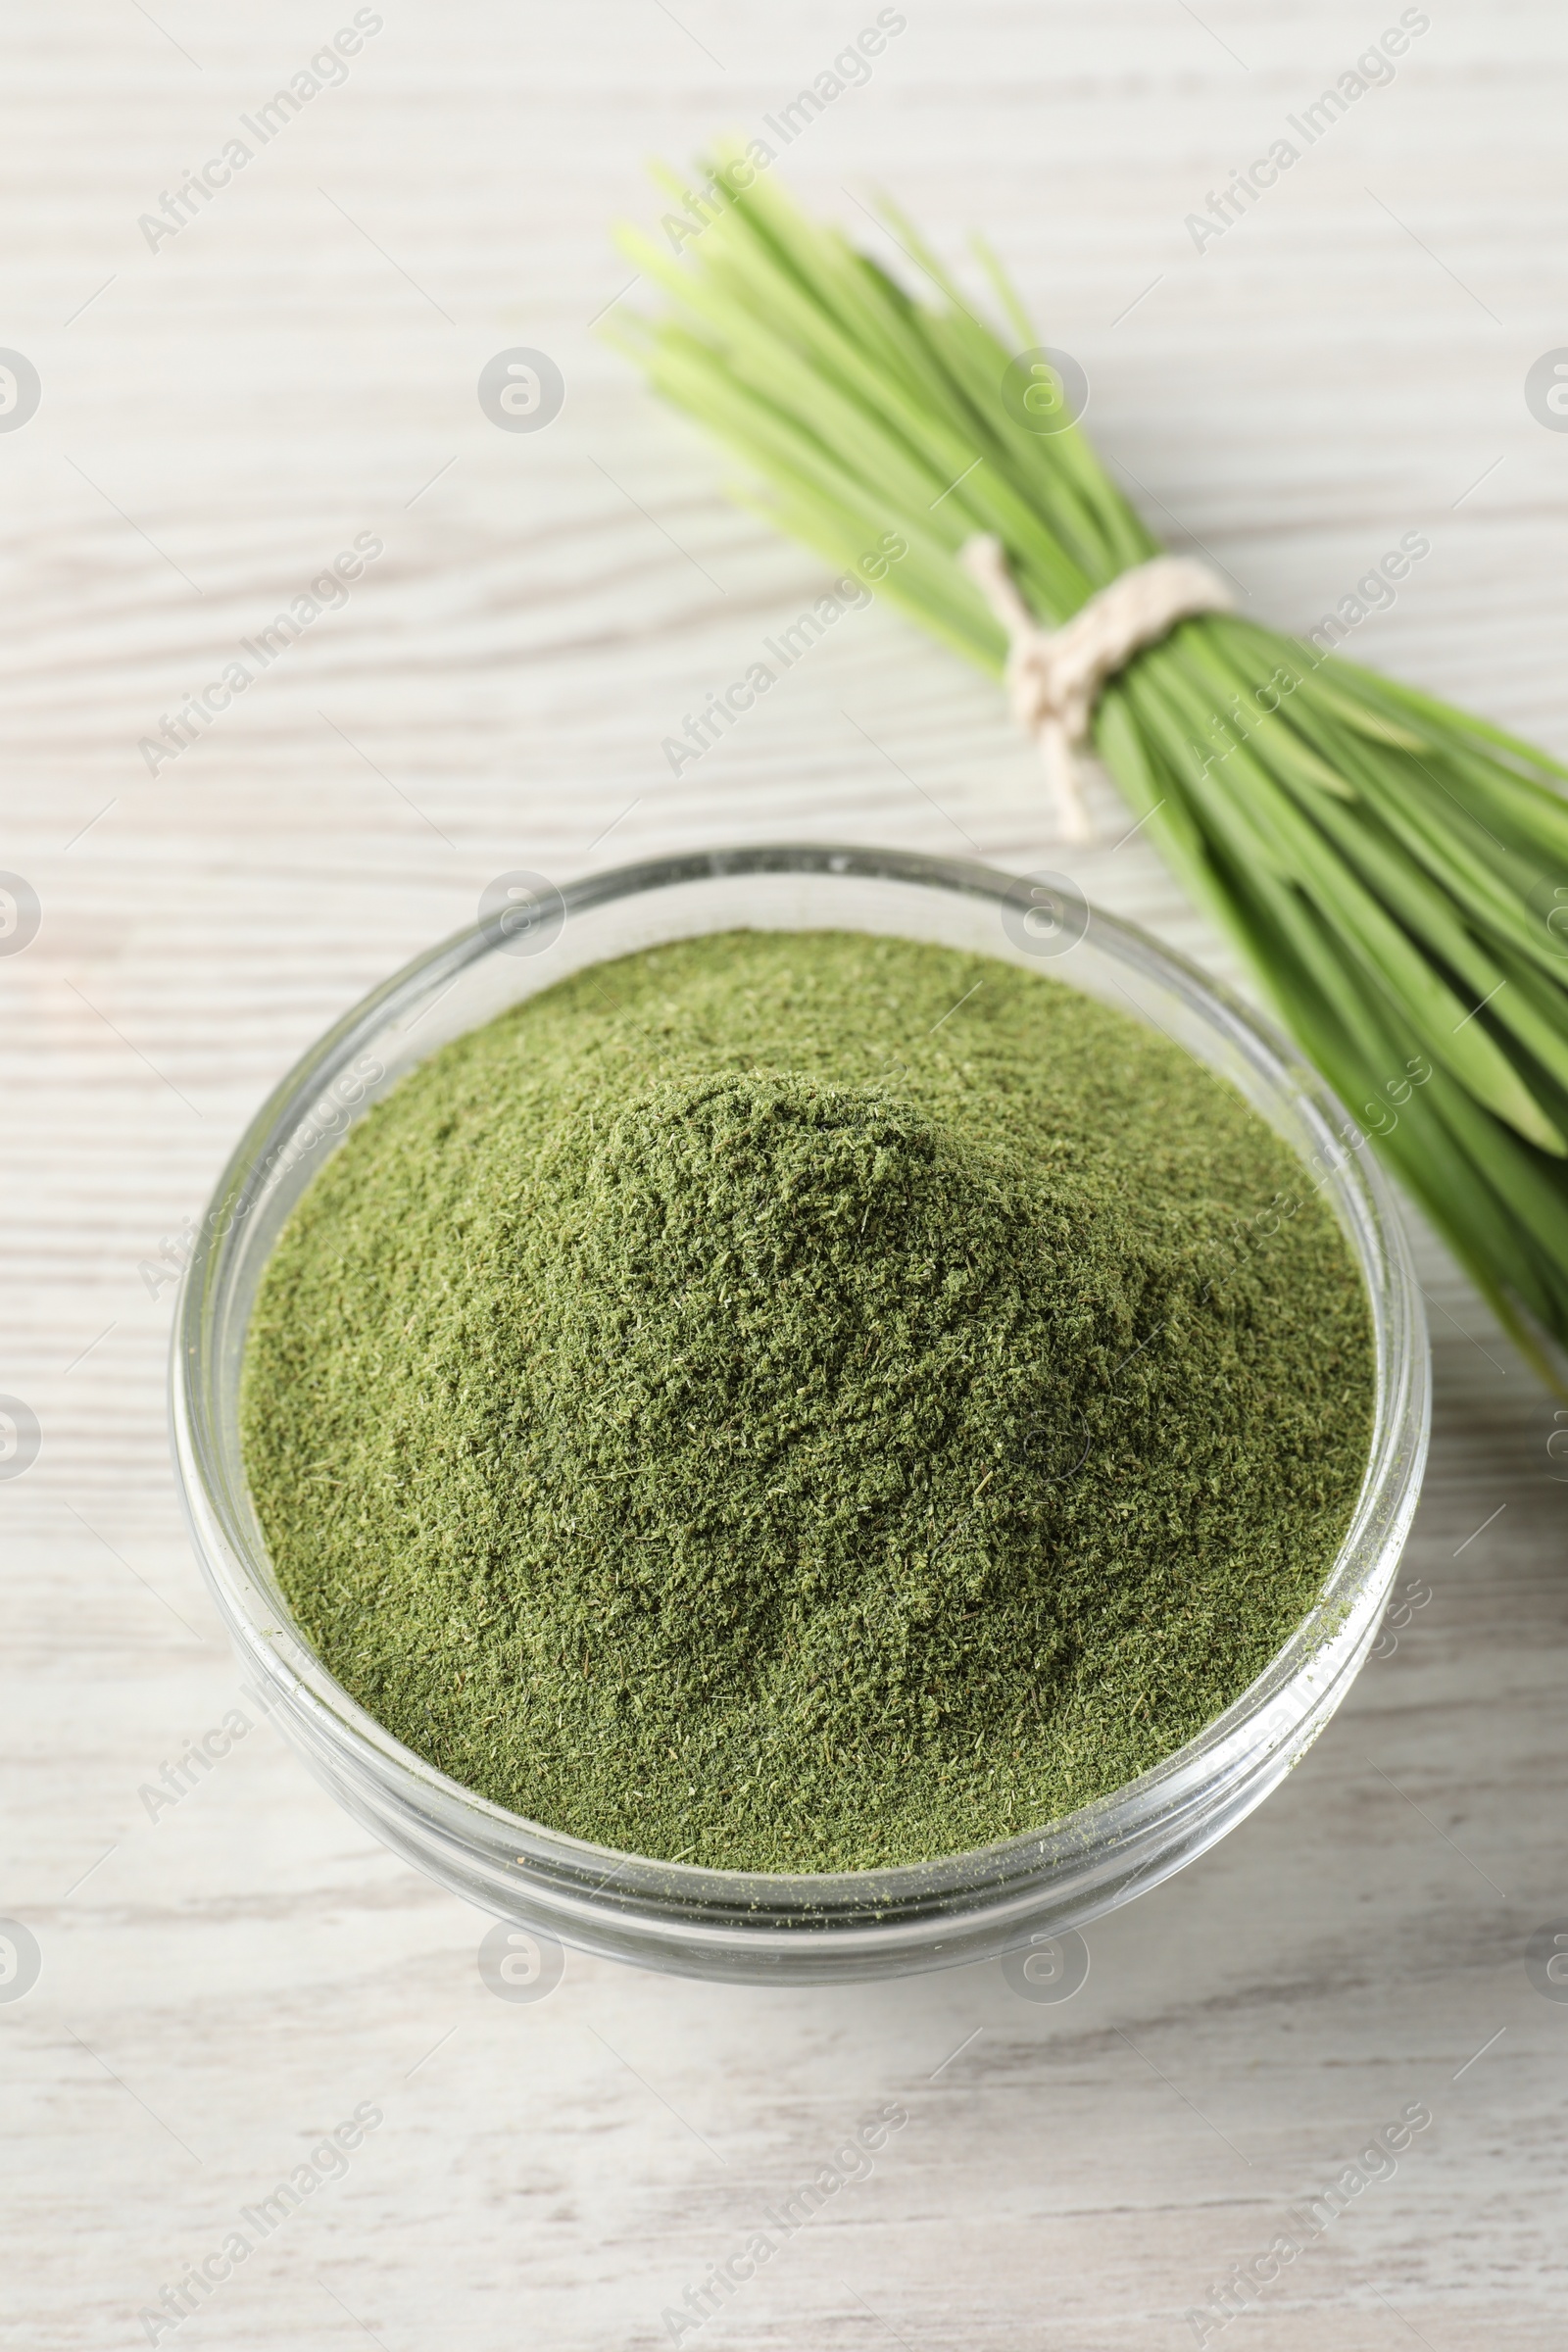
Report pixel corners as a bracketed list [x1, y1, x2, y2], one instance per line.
[612, 158, 1568, 1382]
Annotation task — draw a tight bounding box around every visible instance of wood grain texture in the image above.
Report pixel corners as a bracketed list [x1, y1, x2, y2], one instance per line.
[3, 3, 1567, 2345]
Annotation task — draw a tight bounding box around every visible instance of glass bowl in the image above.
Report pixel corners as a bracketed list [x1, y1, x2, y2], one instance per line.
[171, 844, 1429, 1984]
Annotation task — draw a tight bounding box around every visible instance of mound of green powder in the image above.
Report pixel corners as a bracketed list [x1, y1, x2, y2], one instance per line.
[241, 929, 1374, 1872]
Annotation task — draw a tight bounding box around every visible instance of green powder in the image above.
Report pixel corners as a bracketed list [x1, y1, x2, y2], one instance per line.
[241, 929, 1374, 1873]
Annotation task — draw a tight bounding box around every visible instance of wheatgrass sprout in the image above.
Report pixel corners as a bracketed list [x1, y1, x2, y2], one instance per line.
[612, 158, 1568, 1381]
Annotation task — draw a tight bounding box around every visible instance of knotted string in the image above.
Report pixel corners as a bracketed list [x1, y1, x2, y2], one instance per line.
[960, 535, 1234, 842]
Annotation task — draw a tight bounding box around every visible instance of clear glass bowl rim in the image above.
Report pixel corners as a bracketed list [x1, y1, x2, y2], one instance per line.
[171, 842, 1430, 1979]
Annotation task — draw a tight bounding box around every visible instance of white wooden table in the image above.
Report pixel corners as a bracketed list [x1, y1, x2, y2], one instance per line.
[4, 4, 1567, 2344]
